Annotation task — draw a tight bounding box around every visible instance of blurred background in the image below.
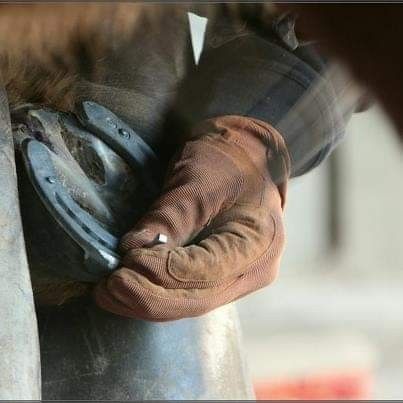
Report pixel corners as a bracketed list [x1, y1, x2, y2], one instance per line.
[238, 105, 403, 399]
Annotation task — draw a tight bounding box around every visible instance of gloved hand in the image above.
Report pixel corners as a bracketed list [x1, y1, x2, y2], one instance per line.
[94, 115, 290, 321]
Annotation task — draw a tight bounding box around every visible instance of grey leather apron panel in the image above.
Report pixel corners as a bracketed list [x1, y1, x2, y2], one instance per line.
[38, 299, 253, 400]
[0, 86, 41, 399]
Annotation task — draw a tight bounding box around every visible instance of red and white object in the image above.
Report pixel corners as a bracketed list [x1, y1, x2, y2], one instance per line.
[246, 331, 377, 400]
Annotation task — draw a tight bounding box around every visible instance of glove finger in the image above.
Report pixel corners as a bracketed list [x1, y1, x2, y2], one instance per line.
[120, 139, 243, 252]
[166, 207, 284, 286]
[94, 266, 239, 321]
[94, 278, 137, 319]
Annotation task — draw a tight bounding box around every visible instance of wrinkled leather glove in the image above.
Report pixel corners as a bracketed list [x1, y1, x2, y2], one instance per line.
[94, 115, 290, 321]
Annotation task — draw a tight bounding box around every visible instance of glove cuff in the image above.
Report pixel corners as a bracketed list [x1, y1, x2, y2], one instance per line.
[192, 115, 290, 208]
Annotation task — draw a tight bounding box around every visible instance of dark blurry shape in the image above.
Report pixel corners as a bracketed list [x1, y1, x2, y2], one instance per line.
[283, 4, 403, 140]
[354, 93, 374, 114]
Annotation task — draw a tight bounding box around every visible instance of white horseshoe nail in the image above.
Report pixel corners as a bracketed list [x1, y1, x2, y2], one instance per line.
[155, 233, 168, 245]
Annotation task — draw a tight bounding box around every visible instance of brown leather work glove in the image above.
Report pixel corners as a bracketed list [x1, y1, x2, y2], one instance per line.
[94, 116, 290, 321]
